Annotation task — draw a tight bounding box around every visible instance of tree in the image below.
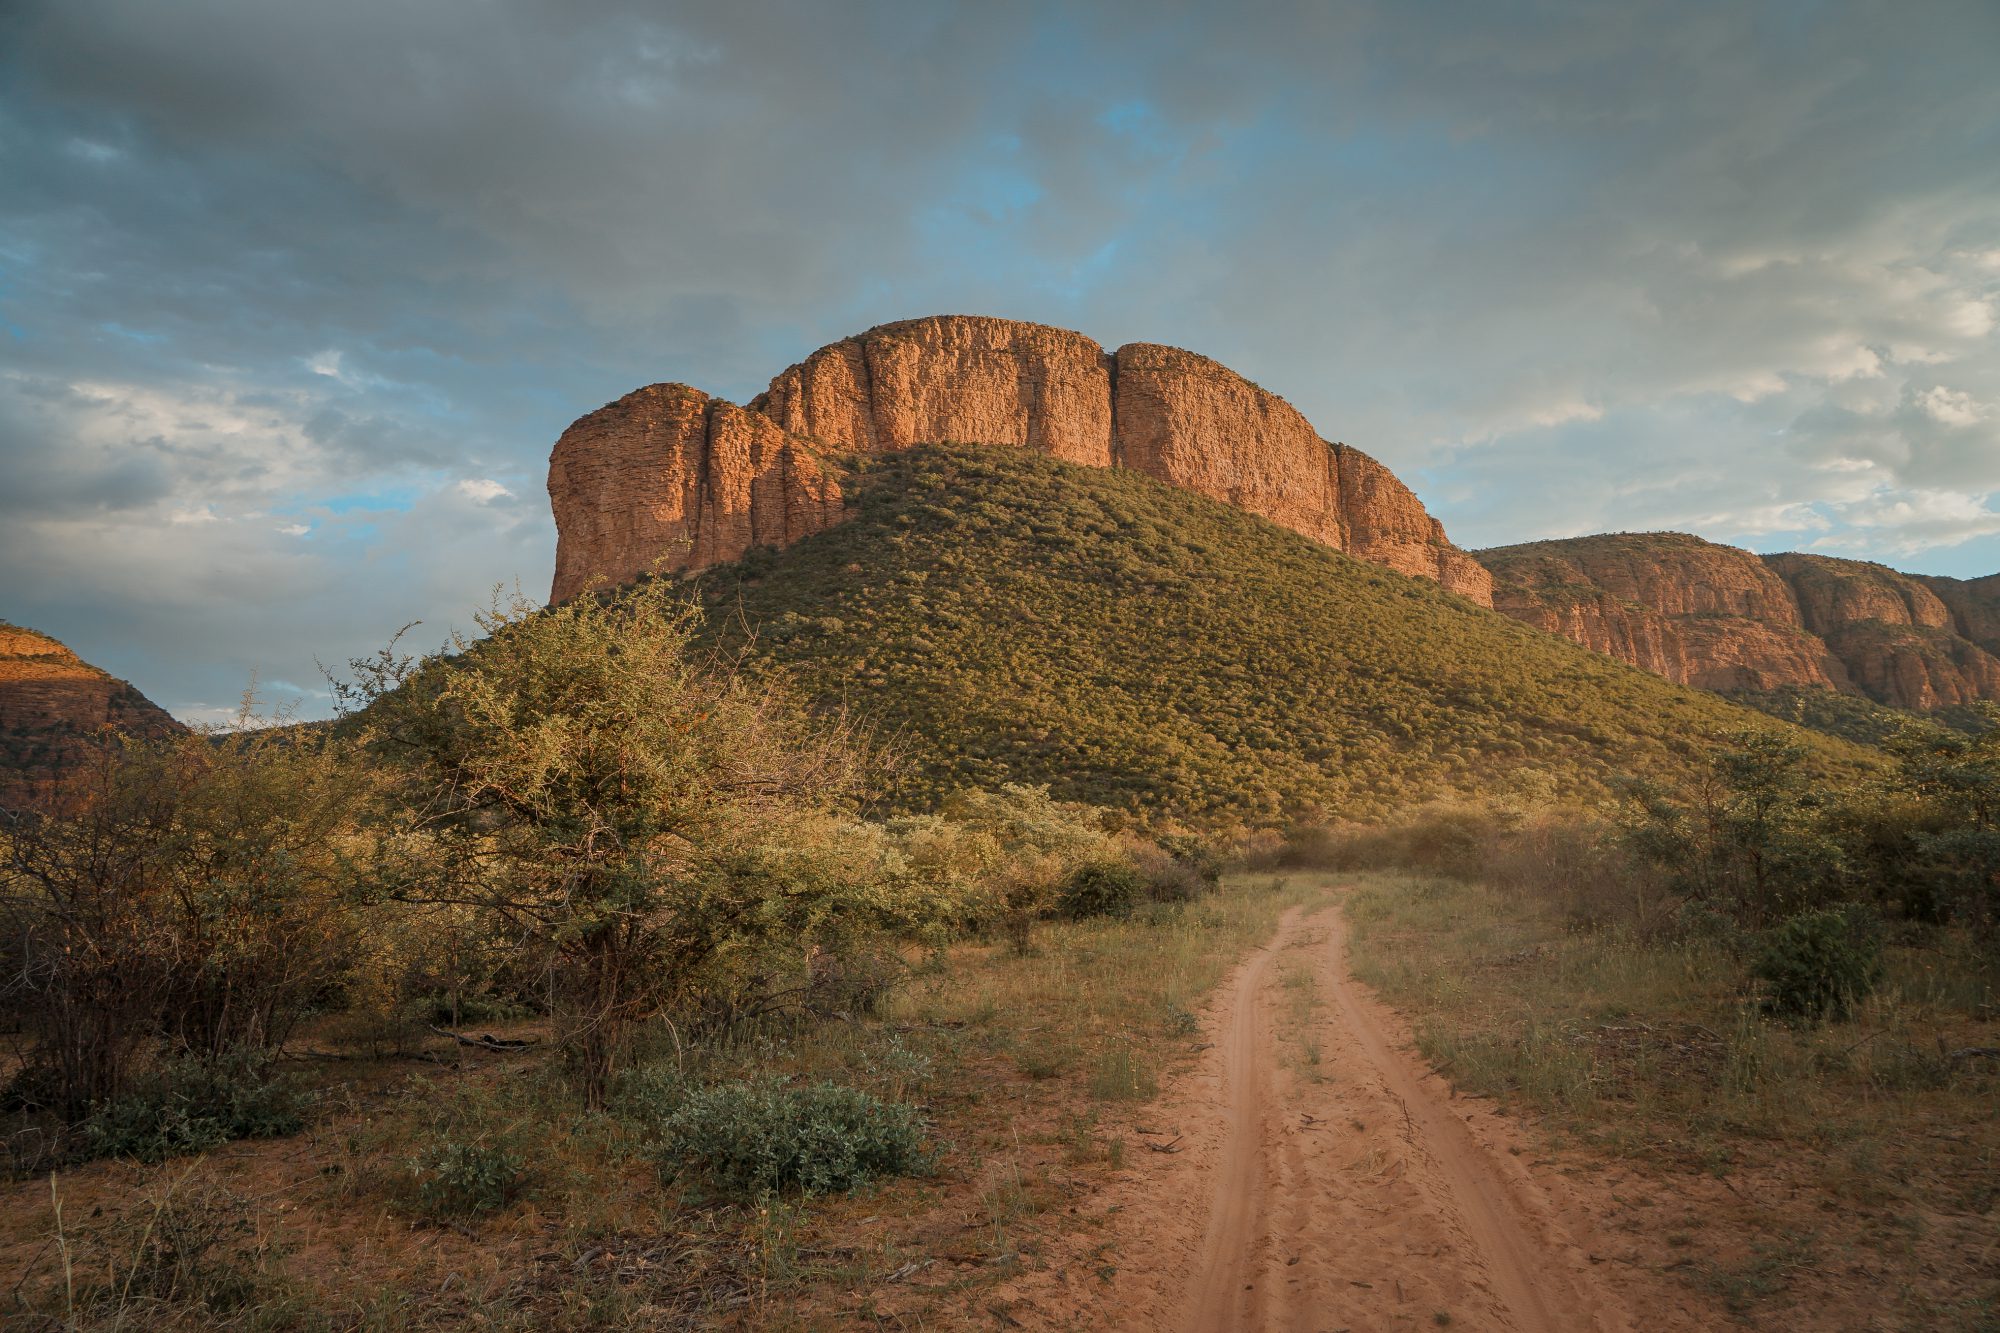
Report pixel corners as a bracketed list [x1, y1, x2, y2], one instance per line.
[339, 583, 858, 1105]
[1626, 730, 1842, 922]
[1885, 703, 2000, 930]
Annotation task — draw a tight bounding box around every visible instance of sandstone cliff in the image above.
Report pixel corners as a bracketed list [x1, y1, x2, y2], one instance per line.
[551, 315, 1490, 604]
[1921, 572, 2000, 659]
[1479, 537, 2000, 710]
[0, 623, 182, 808]
[547, 384, 847, 599]
[1762, 554, 2000, 709]
[1478, 534, 1848, 693]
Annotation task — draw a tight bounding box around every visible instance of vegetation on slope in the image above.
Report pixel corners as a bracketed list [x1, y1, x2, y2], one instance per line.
[1727, 684, 1995, 748]
[688, 445, 1872, 821]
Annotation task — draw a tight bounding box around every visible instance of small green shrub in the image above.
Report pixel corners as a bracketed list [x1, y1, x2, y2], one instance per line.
[655, 1078, 930, 1197]
[1754, 908, 1882, 1020]
[1058, 860, 1145, 920]
[81, 1050, 309, 1164]
[612, 1060, 693, 1124]
[409, 1138, 529, 1217]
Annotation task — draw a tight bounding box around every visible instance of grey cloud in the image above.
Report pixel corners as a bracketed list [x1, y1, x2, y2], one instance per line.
[2, 0, 1997, 717]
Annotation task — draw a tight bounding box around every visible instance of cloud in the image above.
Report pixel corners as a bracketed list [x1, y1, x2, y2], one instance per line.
[1812, 489, 2000, 556]
[456, 478, 514, 504]
[1, 0, 1996, 717]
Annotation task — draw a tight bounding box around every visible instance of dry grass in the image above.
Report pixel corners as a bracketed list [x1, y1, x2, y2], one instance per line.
[1344, 870, 2000, 1330]
[2, 871, 1338, 1329]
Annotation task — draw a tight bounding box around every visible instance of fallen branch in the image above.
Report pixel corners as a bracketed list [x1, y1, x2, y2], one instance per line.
[428, 1025, 536, 1051]
[1945, 1046, 2000, 1064]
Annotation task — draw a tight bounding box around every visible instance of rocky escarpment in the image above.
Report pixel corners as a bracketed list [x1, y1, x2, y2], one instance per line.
[1479, 537, 2000, 710]
[0, 623, 182, 808]
[1478, 534, 1848, 693]
[1764, 554, 2000, 708]
[1921, 572, 2000, 659]
[547, 385, 847, 603]
[550, 316, 1490, 604]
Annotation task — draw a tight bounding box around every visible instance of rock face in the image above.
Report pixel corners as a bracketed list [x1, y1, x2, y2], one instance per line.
[1922, 572, 2000, 659]
[0, 623, 182, 808]
[547, 384, 847, 600]
[1763, 555, 2000, 709]
[551, 315, 1491, 604]
[1479, 535, 1847, 693]
[1479, 537, 2000, 709]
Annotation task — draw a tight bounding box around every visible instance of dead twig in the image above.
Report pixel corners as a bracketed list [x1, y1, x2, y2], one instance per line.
[427, 1025, 536, 1051]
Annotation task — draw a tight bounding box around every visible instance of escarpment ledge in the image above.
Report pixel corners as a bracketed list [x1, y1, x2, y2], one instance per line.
[549, 315, 1492, 605]
[1479, 534, 2000, 709]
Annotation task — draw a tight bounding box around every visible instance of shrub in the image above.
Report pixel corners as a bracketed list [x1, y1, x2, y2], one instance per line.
[87, 1175, 270, 1313]
[340, 582, 861, 1106]
[1131, 834, 1221, 903]
[1058, 860, 1146, 920]
[1754, 908, 1882, 1020]
[1158, 833, 1222, 884]
[409, 1138, 529, 1217]
[80, 1050, 308, 1164]
[655, 1078, 930, 1197]
[1, 720, 369, 1121]
[613, 1059, 691, 1113]
[1230, 828, 1287, 871]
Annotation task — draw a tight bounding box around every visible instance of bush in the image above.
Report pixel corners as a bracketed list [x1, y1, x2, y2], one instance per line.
[612, 1060, 692, 1124]
[2, 721, 369, 1122]
[86, 1175, 270, 1313]
[1131, 834, 1221, 903]
[80, 1050, 308, 1164]
[341, 582, 862, 1106]
[1274, 823, 1347, 869]
[1754, 908, 1882, 1020]
[1158, 833, 1222, 884]
[655, 1078, 930, 1197]
[409, 1138, 529, 1217]
[1058, 860, 1146, 919]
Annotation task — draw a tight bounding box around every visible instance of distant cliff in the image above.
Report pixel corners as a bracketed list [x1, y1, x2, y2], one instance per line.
[548, 315, 1491, 605]
[0, 623, 182, 808]
[1479, 536, 2000, 710]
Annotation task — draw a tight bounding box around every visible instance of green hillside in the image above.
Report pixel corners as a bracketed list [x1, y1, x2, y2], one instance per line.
[684, 445, 1874, 821]
[1725, 684, 1994, 748]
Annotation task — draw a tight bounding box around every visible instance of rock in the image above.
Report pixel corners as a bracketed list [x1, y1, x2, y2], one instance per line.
[1763, 554, 2000, 709]
[0, 623, 181, 809]
[758, 315, 1115, 466]
[548, 384, 846, 601]
[1763, 553, 1955, 636]
[1921, 572, 2000, 659]
[552, 315, 1490, 605]
[1478, 534, 1848, 693]
[1479, 536, 2000, 709]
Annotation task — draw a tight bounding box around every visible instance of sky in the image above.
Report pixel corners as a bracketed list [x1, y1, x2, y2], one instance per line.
[2, 0, 1997, 723]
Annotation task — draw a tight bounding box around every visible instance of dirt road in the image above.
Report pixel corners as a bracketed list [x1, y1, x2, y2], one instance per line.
[996, 899, 1712, 1331]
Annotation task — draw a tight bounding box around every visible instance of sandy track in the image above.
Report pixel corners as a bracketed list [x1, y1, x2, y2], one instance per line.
[994, 898, 1709, 1332]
